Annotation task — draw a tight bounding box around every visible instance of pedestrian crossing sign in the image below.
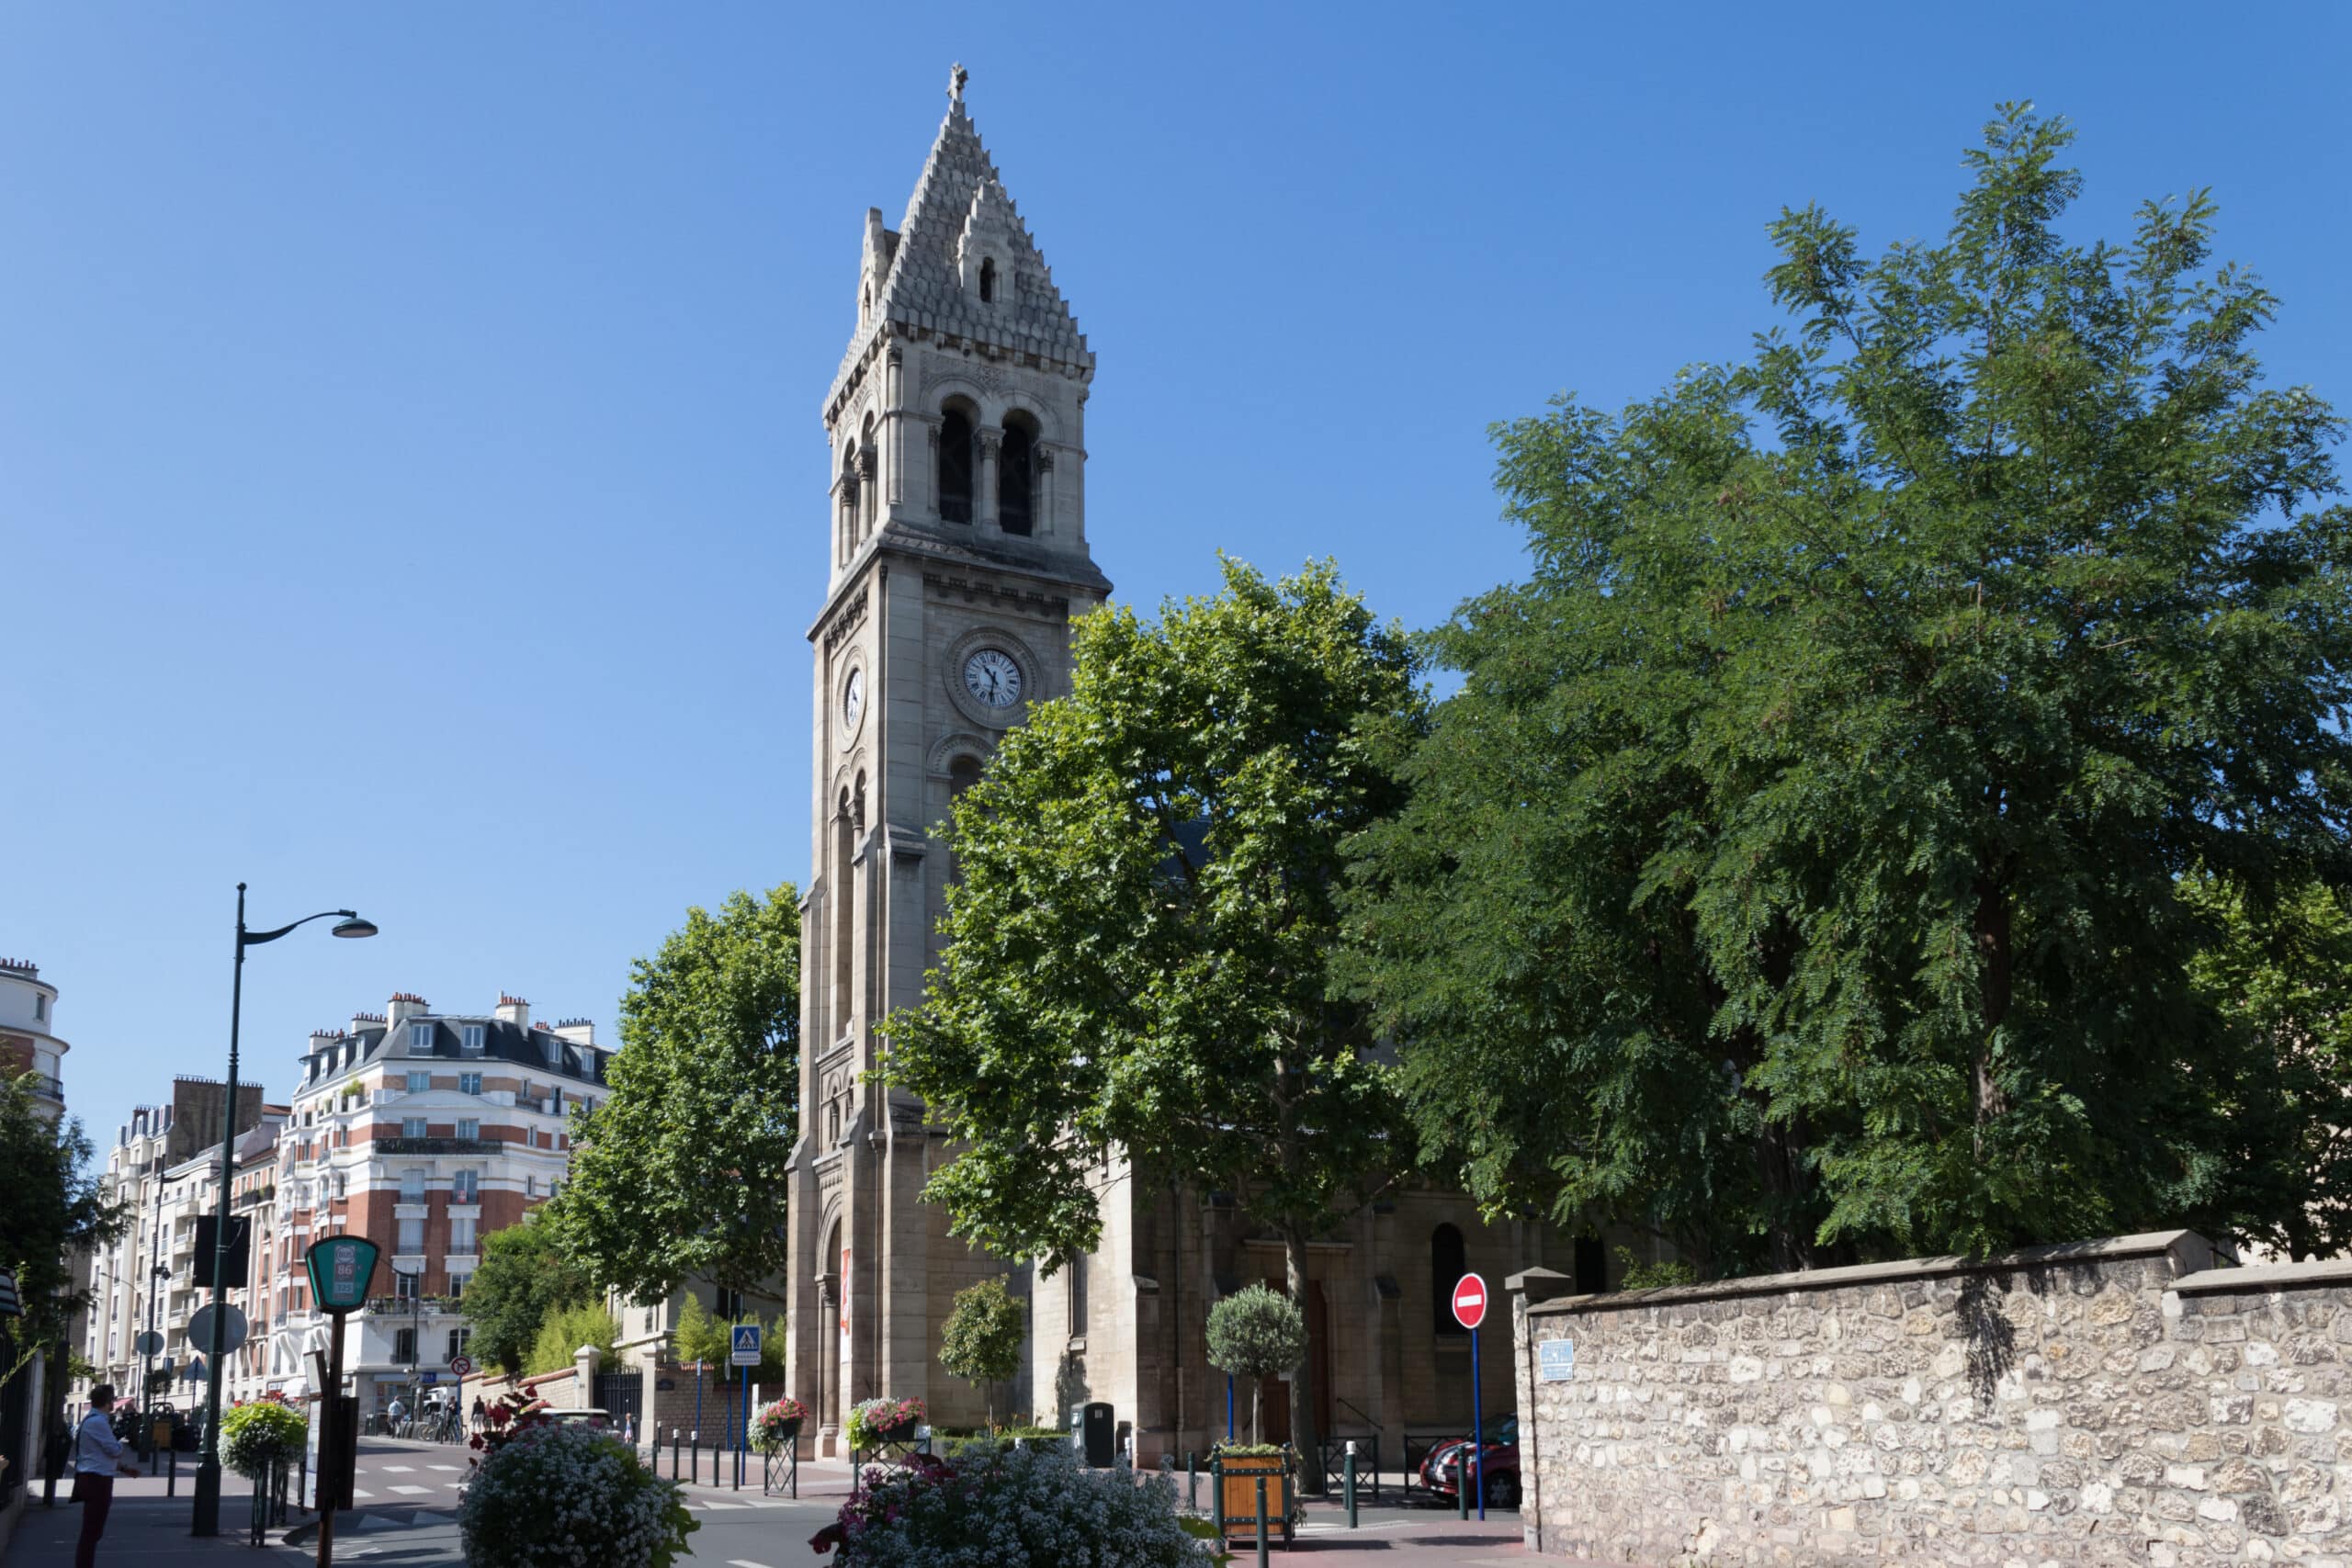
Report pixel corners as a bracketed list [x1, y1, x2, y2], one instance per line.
[729, 1324, 763, 1367]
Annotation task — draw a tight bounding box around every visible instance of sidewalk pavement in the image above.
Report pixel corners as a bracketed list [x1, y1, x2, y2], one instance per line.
[2, 1495, 303, 1566]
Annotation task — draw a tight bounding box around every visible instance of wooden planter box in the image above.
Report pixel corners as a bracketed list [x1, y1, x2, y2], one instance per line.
[1216, 1454, 1295, 1548]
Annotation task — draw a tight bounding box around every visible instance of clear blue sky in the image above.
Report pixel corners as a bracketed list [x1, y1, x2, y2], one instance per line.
[7, 4, 2348, 1154]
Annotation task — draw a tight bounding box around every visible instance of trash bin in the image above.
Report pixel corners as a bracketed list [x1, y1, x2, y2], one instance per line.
[1080, 1402, 1114, 1468]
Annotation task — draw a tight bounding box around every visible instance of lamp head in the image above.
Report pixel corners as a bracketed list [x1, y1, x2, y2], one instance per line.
[331, 915, 379, 940]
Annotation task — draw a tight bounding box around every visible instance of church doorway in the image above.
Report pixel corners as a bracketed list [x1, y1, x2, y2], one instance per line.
[1254, 1280, 1331, 1445]
[821, 1218, 843, 1430]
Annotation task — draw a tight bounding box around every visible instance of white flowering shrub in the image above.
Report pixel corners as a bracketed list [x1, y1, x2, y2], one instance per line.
[810, 1442, 1209, 1566]
[458, 1421, 696, 1568]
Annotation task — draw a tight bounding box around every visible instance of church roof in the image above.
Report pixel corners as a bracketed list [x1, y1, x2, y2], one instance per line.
[829, 69, 1091, 412]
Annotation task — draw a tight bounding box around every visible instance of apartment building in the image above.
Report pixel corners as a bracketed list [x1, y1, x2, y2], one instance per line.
[78, 1080, 270, 1408]
[267, 992, 605, 1413]
[0, 958, 66, 1119]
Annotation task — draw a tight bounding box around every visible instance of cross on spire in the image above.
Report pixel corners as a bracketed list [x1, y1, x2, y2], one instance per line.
[949, 62, 968, 106]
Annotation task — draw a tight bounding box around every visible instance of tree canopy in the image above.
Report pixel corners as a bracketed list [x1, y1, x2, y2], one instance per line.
[1204, 1284, 1306, 1446]
[1342, 104, 2352, 1271]
[549, 884, 801, 1300]
[0, 1069, 121, 1346]
[937, 1277, 1026, 1430]
[884, 557, 1422, 1483]
[459, 1212, 594, 1378]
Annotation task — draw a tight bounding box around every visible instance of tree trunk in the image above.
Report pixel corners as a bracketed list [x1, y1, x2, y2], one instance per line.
[1973, 871, 2014, 1156]
[1250, 1380, 1261, 1446]
[1284, 1227, 1323, 1495]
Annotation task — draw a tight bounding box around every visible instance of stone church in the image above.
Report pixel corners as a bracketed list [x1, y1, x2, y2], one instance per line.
[781, 67, 1599, 1475]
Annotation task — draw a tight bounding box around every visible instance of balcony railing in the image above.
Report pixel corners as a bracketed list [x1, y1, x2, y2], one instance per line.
[234, 1187, 277, 1211]
[376, 1136, 494, 1156]
[364, 1295, 458, 1315]
[23, 1074, 63, 1101]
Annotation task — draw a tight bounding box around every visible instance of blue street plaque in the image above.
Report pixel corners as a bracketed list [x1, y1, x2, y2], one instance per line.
[1537, 1338, 1576, 1382]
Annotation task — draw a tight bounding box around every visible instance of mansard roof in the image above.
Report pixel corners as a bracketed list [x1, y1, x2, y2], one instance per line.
[300, 1015, 605, 1089]
[829, 75, 1091, 412]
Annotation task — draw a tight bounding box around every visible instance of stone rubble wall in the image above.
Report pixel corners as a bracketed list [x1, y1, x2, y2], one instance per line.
[1510, 1231, 2352, 1566]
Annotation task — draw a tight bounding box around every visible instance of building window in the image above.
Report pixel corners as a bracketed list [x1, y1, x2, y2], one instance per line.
[447, 1278, 468, 1303]
[1069, 1254, 1088, 1339]
[999, 413, 1036, 536]
[32, 993, 44, 1021]
[401, 1118, 427, 1139]
[937, 406, 975, 523]
[453, 1169, 479, 1202]
[401, 1168, 425, 1202]
[447, 1326, 470, 1359]
[978, 255, 997, 303]
[1432, 1224, 1469, 1337]
[524, 1175, 537, 1199]
[409, 1023, 434, 1054]
[457, 1119, 480, 1142]
[451, 1216, 477, 1254]
[393, 1268, 419, 1302]
[406, 1071, 430, 1093]
[714, 1288, 744, 1322]
[392, 1327, 416, 1364]
[397, 1217, 424, 1255]
[461, 1025, 485, 1055]
[458, 1072, 482, 1096]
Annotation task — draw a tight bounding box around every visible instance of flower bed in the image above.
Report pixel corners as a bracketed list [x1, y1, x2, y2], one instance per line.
[811, 1441, 1206, 1565]
[458, 1418, 696, 1568]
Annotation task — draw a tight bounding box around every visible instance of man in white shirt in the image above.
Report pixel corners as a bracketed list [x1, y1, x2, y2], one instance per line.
[73, 1384, 141, 1568]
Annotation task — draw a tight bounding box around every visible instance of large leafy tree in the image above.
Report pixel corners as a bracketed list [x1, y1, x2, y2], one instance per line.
[548, 884, 800, 1301]
[884, 558, 1421, 1485]
[459, 1213, 593, 1378]
[1343, 105, 2352, 1269]
[0, 1069, 122, 1346]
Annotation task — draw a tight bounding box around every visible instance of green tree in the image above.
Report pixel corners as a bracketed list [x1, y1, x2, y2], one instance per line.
[460, 1213, 594, 1378]
[526, 1301, 621, 1377]
[885, 558, 1421, 1487]
[1343, 105, 2352, 1270]
[2183, 875, 2352, 1258]
[1203, 1285, 1306, 1446]
[670, 1292, 726, 1369]
[0, 1068, 123, 1348]
[551, 885, 800, 1301]
[937, 1278, 1025, 1430]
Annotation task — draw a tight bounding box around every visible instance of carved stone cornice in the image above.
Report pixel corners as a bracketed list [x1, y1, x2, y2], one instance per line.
[820, 586, 870, 652]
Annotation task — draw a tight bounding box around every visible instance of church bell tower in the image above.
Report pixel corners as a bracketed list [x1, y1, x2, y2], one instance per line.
[786, 64, 1111, 1452]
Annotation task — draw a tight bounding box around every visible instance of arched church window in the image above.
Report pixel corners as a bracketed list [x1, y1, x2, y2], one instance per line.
[948, 756, 982, 799]
[853, 771, 867, 836]
[1431, 1223, 1468, 1337]
[979, 256, 997, 303]
[998, 414, 1036, 536]
[840, 446, 861, 562]
[860, 412, 879, 533]
[938, 407, 975, 524]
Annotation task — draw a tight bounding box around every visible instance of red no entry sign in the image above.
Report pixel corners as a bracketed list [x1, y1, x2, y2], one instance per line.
[1452, 1271, 1489, 1330]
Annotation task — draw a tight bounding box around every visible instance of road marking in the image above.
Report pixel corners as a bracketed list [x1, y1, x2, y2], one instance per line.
[728, 1561, 775, 1568]
[348, 1487, 375, 1498]
[426, 1462, 462, 1472]
[380, 1464, 415, 1472]
[389, 1484, 433, 1495]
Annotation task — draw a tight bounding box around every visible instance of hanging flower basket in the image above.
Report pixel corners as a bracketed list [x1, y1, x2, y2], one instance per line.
[845, 1396, 926, 1450]
[751, 1397, 807, 1455]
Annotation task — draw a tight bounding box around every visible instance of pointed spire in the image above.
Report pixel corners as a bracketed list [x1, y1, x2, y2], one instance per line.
[827, 66, 1091, 407]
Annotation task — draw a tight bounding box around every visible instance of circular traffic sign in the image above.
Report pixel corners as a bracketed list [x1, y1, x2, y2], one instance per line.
[1451, 1271, 1489, 1331]
[133, 1330, 164, 1356]
[448, 1354, 475, 1378]
[187, 1303, 249, 1356]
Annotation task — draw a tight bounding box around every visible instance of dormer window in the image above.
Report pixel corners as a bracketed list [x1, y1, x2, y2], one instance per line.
[462, 1025, 485, 1055]
[408, 1022, 434, 1054]
[979, 256, 997, 303]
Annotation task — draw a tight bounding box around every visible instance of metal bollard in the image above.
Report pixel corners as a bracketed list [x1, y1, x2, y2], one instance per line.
[1212, 1455, 1225, 1539]
[1186, 1450, 1196, 1514]
[1457, 1457, 1468, 1519]
[671, 1428, 680, 1482]
[167, 1447, 178, 1498]
[689, 1433, 700, 1486]
[1255, 1475, 1271, 1568]
[1345, 1444, 1358, 1529]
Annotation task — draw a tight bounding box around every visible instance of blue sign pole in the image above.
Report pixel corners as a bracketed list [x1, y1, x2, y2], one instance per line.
[1471, 1321, 1485, 1521]
[1226, 1375, 1234, 1441]
[738, 1358, 747, 1487]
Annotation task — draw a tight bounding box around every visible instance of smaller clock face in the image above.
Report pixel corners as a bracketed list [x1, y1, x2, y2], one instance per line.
[842, 667, 865, 729]
[963, 649, 1023, 708]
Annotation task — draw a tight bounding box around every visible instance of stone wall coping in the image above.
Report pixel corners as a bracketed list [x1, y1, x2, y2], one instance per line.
[2172, 1255, 2352, 1296]
[1516, 1229, 2220, 1318]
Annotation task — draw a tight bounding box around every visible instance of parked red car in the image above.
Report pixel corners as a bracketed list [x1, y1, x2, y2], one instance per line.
[1420, 1414, 1520, 1509]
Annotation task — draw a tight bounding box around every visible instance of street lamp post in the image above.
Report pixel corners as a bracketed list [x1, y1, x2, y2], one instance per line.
[190, 884, 377, 1538]
[393, 1262, 424, 1428]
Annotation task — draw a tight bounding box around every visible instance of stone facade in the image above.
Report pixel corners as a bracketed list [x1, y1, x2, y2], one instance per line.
[1510, 1231, 2352, 1566]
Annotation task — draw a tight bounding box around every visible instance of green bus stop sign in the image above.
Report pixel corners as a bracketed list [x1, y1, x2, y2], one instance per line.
[304, 1235, 381, 1314]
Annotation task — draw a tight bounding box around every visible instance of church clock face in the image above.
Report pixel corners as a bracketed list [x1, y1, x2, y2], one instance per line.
[963, 649, 1023, 708]
[842, 666, 865, 731]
